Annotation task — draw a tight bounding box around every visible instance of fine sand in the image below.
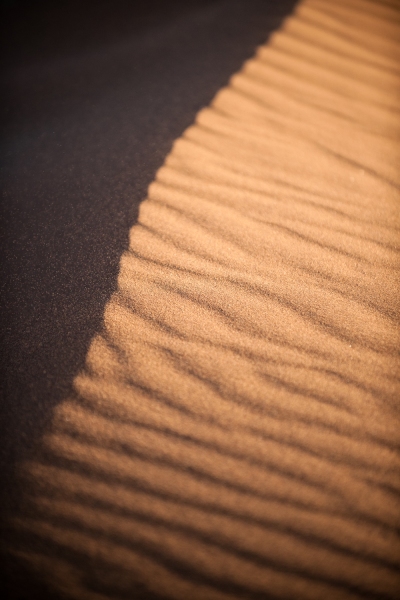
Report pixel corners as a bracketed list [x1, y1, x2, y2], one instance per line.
[5, 0, 400, 598]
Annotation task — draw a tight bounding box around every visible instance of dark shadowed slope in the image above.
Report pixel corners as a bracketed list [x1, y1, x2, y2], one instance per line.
[0, 0, 297, 513]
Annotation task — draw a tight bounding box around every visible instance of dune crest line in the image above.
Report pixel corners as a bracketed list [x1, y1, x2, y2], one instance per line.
[6, 0, 400, 598]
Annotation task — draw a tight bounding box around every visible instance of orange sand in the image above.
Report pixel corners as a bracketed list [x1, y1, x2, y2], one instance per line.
[6, 0, 400, 598]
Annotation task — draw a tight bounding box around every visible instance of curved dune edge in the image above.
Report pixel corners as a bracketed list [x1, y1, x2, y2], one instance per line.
[6, 0, 400, 598]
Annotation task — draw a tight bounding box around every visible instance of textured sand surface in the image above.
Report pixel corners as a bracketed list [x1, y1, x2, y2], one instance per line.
[5, 0, 400, 598]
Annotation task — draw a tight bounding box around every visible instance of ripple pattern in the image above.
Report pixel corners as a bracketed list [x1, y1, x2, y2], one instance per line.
[6, 1, 400, 598]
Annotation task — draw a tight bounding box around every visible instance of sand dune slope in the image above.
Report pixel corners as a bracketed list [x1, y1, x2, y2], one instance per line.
[6, 0, 400, 598]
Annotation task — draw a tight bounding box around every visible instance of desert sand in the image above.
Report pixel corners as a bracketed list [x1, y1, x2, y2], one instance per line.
[5, 0, 400, 598]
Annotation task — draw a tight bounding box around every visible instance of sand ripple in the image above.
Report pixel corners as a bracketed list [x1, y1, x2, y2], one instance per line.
[6, 1, 400, 598]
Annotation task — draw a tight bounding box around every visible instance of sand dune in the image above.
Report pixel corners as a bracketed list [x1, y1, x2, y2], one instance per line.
[5, 0, 400, 598]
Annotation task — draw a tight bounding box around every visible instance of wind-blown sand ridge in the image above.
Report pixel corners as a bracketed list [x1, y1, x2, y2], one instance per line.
[5, 0, 400, 598]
